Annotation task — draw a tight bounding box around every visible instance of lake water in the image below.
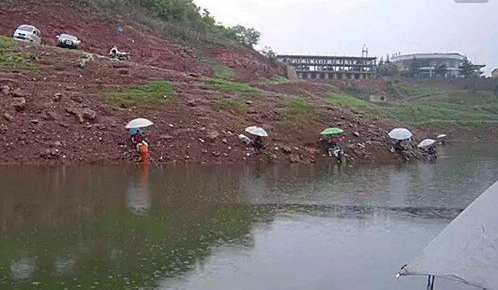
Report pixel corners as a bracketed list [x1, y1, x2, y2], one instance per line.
[0, 142, 497, 290]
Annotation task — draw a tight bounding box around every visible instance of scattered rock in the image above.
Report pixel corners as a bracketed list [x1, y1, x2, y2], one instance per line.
[353, 132, 360, 137]
[67, 106, 96, 123]
[289, 153, 301, 163]
[40, 148, 61, 159]
[30, 119, 40, 124]
[160, 134, 173, 140]
[3, 112, 13, 121]
[212, 152, 221, 157]
[59, 122, 70, 128]
[42, 110, 58, 121]
[11, 97, 27, 111]
[206, 130, 220, 142]
[222, 138, 228, 144]
[11, 88, 26, 98]
[246, 100, 253, 105]
[282, 146, 292, 154]
[53, 93, 63, 102]
[186, 98, 197, 107]
[82, 108, 97, 121]
[1, 85, 10, 95]
[71, 95, 84, 103]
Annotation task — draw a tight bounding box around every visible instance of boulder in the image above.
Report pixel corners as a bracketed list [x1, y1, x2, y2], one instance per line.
[71, 95, 83, 103]
[82, 108, 97, 121]
[289, 153, 301, 163]
[11, 88, 26, 98]
[2, 112, 13, 121]
[282, 146, 292, 154]
[53, 93, 63, 102]
[206, 130, 220, 142]
[11, 97, 27, 111]
[42, 110, 58, 121]
[1, 85, 10, 95]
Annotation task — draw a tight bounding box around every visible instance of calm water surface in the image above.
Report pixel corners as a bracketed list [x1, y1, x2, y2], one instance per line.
[0, 142, 497, 290]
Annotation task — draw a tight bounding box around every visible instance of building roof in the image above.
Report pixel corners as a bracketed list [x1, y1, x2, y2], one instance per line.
[391, 53, 466, 62]
[277, 54, 376, 61]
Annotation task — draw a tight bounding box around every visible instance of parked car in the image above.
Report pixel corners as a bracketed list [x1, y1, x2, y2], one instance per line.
[56, 34, 81, 49]
[12, 24, 41, 44]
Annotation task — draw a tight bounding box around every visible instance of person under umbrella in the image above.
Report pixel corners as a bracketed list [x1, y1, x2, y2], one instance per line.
[126, 118, 154, 164]
[320, 127, 345, 163]
[245, 126, 268, 153]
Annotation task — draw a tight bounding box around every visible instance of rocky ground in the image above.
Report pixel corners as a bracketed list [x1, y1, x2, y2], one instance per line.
[0, 43, 428, 165]
[0, 1, 431, 165]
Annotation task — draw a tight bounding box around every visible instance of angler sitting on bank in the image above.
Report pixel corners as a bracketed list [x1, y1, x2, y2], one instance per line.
[125, 118, 153, 165]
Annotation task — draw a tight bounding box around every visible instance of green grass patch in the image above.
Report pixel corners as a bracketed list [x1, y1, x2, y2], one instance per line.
[0, 36, 34, 70]
[107, 80, 175, 108]
[287, 97, 314, 116]
[204, 78, 261, 96]
[386, 91, 498, 127]
[216, 99, 247, 115]
[394, 82, 446, 98]
[201, 57, 236, 80]
[280, 97, 319, 130]
[257, 76, 292, 85]
[213, 63, 235, 80]
[325, 93, 386, 115]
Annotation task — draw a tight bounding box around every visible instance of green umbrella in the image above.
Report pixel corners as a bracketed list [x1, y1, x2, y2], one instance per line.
[320, 127, 344, 136]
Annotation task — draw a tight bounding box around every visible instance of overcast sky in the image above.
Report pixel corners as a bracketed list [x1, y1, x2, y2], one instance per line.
[195, 0, 498, 75]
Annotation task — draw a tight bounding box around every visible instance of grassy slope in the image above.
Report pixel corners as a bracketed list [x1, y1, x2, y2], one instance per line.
[326, 84, 498, 128]
[0, 36, 35, 70]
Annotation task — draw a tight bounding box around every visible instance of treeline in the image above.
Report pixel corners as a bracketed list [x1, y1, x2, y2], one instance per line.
[71, 0, 260, 47]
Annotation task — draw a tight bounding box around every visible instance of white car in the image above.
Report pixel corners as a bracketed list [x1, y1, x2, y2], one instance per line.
[57, 33, 81, 49]
[12, 24, 41, 44]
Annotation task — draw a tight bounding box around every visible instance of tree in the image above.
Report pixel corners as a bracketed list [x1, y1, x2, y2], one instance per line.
[201, 8, 216, 27]
[378, 62, 400, 77]
[231, 25, 261, 47]
[409, 57, 421, 78]
[377, 57, 385, 66]
[460, 58, 475, 78]
[434, 64, 448, 78]
[261, 46, 277, 59]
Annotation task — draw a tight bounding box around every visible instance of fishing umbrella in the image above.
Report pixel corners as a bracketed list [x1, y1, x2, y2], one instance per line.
[418, 139, 436, 149]
[125, 118, 154, 129]
[388, 128, 413, 141]
[245, 126, 268, 137]
[437, 134, 447, 139]
[320, 127, 344, 136]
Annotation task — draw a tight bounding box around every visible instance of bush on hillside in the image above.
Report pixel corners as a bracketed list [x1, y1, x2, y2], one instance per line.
[78, 0, 260, 47]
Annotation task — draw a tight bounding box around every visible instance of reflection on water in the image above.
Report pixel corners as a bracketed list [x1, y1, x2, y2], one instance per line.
[0, 142, 497, 290]
[126, 165, 152, 215]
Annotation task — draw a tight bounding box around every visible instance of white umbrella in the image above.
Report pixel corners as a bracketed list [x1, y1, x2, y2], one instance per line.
[418, 139, 436, 148]
[388, 128, 413, 141]
[437, 134, 447, 139]
[125, 118, 154, 129]
[245, 126, 268, 137]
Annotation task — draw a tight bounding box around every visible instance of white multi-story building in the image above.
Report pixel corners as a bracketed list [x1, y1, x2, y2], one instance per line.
[390, 53, 484, 78]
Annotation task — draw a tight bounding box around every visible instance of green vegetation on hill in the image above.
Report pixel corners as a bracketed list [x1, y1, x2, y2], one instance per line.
[107, 80, 175, 108]
[77, 0, 260, 47]
[0, 36, 35, 70]
[324, 89, 498, 128]
[204, 78, 261, 95]
[325, 93, 384, 115]
[387, 92, 498, 127]
[216, 99, 247, 115]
